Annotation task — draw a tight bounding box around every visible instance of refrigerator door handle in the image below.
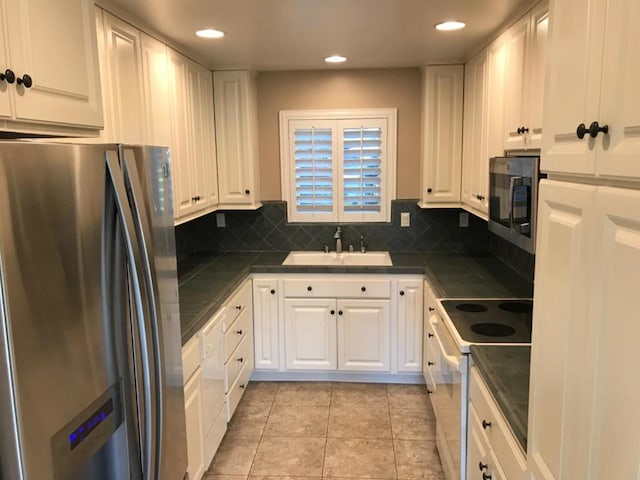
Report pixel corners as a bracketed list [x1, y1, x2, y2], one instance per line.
[106, 151, 156, 480]
[120, 147, 165, 477]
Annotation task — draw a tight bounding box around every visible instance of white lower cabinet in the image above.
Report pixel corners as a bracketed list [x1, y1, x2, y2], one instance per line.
[422, 280, 444, 391]
[337, 299, 390, 372]
[184, 368, 205, 480]
[468, 367, 526, 480]
[254, 274, 423, 377]
[284, 298, 338, 370]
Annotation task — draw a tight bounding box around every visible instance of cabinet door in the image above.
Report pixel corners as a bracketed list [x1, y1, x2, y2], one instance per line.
[420, 65, 464, 205]
[588, 187, 640, 479]
[524, 3, 550, 150]
[167, 50, 198, 219]
[214, 70, 259, 206]
[503, 15, 529, 151]
[596, 0, 640, 180]
[461, 51, 487, 214]
[528, 180, 596, 480]
[397, 280, 423, 372]
[140, 34, 171, 148]
[4, 0, 102, 127]
[101, 12, 145, 144]
[184, 367, 205, 480]
[253, 278, 280, 370]
[337, 299, 390, 372]
[540, 0, 606, 175]
[284, 298, 337, 370]
[467, 404, 490, 480]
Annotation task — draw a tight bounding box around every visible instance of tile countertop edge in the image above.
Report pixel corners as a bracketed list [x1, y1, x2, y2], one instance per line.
[469, 344, 531, 453]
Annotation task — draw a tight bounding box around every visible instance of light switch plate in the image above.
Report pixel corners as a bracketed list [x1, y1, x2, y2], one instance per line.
[401, 212, 410, 227]
[216, 213, 226, 227]
[459, 212, 469, 228]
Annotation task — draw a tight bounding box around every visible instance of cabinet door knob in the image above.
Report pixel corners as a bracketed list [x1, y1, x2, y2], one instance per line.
[270, 289, 276, 294]
[237, 357, 244, 363]
[307, 286, 312, 291]
[0, 69, 15, 84]
[576, 123, 588, 139]
[428, 307, 435, 312]
[245, 189, 250, 195]
[16, 74, 32, 88]
[427, 361, 435, 366]
[338, 310, 343, 315]
[361, 286, 366, 292]
[482, 473, 492, 480]
[236, 305, 242, 310]
[517, 127, 522, 134]
[427, 188, 432, 193]
[589, 121, 609, 138]
[517, 126, 529, 134]
[239, 383, 246, 390]
[428, 333, 434, 338]
[426, 389, 433, 394]
[330, 310, 335, 315]
[235, 329, 243, 335]
[482, 419, 492, 429]
[479, 462, 488, 471]
[399, 290, 405, 296]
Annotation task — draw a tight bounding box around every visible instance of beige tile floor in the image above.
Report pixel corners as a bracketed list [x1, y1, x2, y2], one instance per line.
[205, 382, 445, 480]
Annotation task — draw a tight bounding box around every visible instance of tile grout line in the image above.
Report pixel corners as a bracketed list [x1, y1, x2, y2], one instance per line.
[387, 384, 400, 480]
[320, 381, 333, 478]
[246, 382, 279, 477]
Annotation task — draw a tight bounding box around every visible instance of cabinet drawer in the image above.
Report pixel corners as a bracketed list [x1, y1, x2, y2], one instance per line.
[182, 335, 202, 382]
[283, 278, 391, 298]
[225, 334, 253, 392]
[226, 360, 252, 421]
[224, 307, 251, 360]
[469, 367, 526, 480]
[223, 280, 253, 329]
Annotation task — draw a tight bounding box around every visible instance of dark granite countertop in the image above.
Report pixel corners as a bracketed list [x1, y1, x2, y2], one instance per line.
[469, 345, 531, 452]
[178, 251, 533, 345]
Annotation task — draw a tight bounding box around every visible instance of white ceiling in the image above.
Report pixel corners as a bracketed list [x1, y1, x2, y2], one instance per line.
[100, 0, 535, 71]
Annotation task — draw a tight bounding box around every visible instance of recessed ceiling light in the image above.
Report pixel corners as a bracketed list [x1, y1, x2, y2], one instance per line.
[324, 55, 347, 64]
[435, 21, 466, 31]
[196, 28, 225, 39]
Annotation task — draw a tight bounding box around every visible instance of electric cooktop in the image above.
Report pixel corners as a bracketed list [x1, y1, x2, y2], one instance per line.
[440, 299, 533, 344]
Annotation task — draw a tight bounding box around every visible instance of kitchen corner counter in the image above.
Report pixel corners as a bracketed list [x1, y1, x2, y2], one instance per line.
[469, 345, 531, 452]
[178, 251, 534, 345]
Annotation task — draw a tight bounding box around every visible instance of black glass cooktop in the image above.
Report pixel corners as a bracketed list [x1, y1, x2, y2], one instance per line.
[441, 299, 533, 343]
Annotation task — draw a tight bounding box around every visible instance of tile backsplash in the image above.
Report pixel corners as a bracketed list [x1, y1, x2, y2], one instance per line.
[176, 200, 489, 256]
[175, 200, 535, 282]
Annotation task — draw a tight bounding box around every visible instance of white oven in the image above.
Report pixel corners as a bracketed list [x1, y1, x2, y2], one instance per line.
[426, 297, 533, 480]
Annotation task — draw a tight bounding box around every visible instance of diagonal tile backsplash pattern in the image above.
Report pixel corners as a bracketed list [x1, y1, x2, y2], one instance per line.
[177, 200, 490, 256]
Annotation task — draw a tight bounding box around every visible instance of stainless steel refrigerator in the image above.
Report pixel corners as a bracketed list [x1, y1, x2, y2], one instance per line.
[0, 142, 187, 480]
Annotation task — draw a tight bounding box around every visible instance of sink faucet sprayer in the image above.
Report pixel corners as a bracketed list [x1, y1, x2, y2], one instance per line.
[334, 226, 342, 253]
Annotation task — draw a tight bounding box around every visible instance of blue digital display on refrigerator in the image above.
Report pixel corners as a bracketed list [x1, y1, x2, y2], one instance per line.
[68, 398, 114, 450]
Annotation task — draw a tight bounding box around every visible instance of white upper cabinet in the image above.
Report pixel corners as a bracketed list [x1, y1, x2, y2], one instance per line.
[542, 0, 640, 180]
[214, 70, 261, 209]
[0, 0, 103, 134]
[140, 34, 171, 148]
[419, 65, 464, 207]
[503, 1, 549, 151]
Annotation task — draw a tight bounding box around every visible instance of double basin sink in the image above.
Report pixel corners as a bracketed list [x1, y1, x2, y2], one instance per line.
[282, 251, 393, 267]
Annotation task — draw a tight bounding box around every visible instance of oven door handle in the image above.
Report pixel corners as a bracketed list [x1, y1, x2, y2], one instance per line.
[429, 316, 461, 371]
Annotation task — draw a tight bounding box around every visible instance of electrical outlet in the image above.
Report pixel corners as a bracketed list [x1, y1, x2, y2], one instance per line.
[401, 212, 410, 227]
[459, 212, 469, 228]
[216, 213, 226, 228]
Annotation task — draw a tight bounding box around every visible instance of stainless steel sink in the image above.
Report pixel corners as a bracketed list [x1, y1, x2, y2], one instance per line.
[282, 251, 393, 267]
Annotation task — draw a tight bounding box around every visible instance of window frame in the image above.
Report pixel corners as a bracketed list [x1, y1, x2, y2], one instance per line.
[279, 108, 397, 223]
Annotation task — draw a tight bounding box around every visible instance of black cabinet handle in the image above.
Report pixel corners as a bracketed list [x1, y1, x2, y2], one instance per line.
[245, 189, 250, 195]
[428, 333, 434, 338]
[235, 329, 243, 335]
[482, 419, 492, 429]
[236, 305, 242, 310]
[576, 123, 588, 139]
[589, 121, 609, 138]
[16, 74, 32, 88]
[307, 286, 312, 291]
[399, 290, 405, 296]
[338, 310, 343, 315]
[428, 307, 435, 312]
[270, 289, 276, 294]
[482, 473, 492, 480]
[0, 69, 15, 84]
[479, 462, 488, 471]
[516, 126, 529, 134]
[237, 357, 244, 363]
[427, 361, 435, 366]
[427, 188, 432, 193]
[240, 383, 246, 390]
[476, 194, 485, 201]
[361, 286, 366, 292]
[330, 310, 335, 315]
[426, 389, 433, 394]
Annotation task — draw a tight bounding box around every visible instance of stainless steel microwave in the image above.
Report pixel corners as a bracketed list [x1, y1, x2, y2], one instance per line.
[488, 156, 541, 254]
